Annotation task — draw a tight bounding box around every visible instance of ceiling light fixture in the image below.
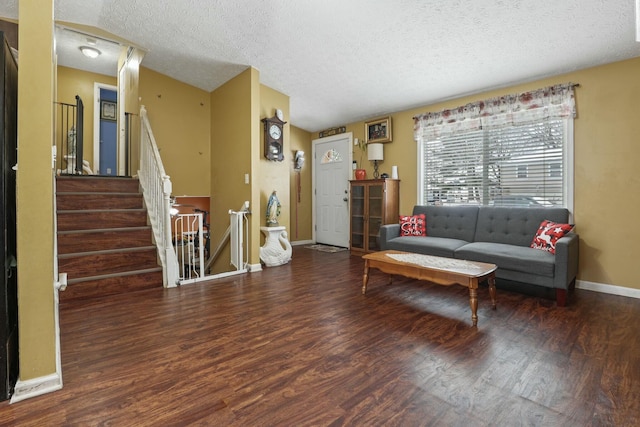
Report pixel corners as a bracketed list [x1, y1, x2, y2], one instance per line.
[79, 46, 101, 58]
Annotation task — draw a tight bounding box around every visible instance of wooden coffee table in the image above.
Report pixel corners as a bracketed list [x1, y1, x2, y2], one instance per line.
[362, 250, 497, 326]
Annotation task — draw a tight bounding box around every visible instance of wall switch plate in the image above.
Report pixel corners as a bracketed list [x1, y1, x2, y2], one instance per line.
[244, 173, 250, 184]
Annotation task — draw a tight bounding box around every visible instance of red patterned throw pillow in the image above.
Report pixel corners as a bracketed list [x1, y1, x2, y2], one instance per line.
[399, 214, 427, 237]
[530, 220, 574, 254]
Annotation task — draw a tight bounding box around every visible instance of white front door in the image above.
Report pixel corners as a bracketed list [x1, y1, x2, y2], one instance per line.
[313, 133, 352, 248]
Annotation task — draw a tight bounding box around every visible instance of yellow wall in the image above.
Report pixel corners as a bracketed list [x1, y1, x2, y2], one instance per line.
[343, 56, 640, 291]
[259, 85, 290, 238]
[139, 67, 211, 195]
[16, 0, 56, 380]
[289, 125, 313, 242]
[210, 68, 259, 271]
[56, 66, 117, 171]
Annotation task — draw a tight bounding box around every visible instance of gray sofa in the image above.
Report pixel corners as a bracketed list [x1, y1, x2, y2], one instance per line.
[379, 205, 579, 306]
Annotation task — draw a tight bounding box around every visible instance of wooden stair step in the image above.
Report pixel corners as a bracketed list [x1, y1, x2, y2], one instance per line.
[56, 176, 140, 194]
[57, 209, 148, 231]
[60, 268, 163, 304]
[58, 246, 158, 279]
[56, 192, 144, 210]
[57, 227, 154, 255]
[55, 176, 163, 302]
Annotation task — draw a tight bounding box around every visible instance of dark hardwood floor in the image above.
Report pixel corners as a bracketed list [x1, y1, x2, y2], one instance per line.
[1, 246, 639, 426]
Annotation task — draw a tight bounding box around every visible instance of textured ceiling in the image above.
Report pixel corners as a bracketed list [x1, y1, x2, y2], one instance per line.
[2, 0, 639, 132]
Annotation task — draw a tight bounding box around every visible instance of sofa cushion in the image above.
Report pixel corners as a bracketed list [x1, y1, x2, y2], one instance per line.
[530, 220, 574, 254]
[385, 236, 469, 258]
[473, 207, 569, 247]
[455, 242, 555, 278]
[413, 205, 479, 242]
[399, 214, 427, 236]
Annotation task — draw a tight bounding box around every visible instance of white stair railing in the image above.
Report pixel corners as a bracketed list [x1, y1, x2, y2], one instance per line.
[138, 105, 179, 287]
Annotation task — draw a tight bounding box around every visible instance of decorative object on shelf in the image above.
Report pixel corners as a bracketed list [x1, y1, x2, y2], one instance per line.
[319, 126, 346, 138]
[364, 116, 392, 143]
[391, 165, 398, 179]
[260, 226, 292, 267]
[262, 114, 286, 161]
[266, 190, 281, 226]
[368, 143, 384, 178]
[276, 108, 284, 121]
[355, 137, 367, 180]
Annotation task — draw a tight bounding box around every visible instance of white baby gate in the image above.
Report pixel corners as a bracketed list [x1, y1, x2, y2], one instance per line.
[174, 202, 250, 285]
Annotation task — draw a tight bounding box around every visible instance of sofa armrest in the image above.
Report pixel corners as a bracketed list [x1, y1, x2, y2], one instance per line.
[379, 224, 400, 250]
[554, 232, 579, 290]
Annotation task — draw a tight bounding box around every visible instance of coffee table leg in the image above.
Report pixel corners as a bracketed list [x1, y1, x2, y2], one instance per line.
[469, 287, 478, 326]
[362, 260, 370, 295]
[489, 275, 497, 309]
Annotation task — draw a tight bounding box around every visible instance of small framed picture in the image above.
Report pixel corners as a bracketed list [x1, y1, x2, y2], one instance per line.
[364, 116, 392, 143]
[100, 100, 117, 121]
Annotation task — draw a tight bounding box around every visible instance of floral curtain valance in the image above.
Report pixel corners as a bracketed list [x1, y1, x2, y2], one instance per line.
[413, 83, 577, 140]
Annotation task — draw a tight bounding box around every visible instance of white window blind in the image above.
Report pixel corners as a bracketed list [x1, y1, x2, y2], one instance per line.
[421, 119, 568, 207]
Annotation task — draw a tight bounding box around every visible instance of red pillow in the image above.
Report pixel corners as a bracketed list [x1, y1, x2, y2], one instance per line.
[530, 220, 574, 254]
[399, 214, 427, 237]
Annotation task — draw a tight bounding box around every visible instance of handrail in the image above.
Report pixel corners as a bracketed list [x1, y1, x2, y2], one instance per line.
[137, 105, 179, 287]
[74, 95, 84, 174]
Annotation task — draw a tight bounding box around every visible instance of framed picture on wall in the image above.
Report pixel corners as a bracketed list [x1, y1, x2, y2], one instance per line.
[364, 116, 392, 143]
[100, 100, 117, 121]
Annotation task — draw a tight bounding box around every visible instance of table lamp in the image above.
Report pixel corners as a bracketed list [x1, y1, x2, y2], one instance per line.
[368, 143, 384, 178]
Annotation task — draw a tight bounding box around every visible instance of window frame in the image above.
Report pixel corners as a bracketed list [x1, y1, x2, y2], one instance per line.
[417, 117, 574, 218]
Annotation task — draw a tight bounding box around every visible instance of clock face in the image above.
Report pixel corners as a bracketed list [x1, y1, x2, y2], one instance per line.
[269, 124, 282, 140]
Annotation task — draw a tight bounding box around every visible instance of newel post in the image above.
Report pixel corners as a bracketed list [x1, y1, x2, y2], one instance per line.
[162, 176, 178, 287]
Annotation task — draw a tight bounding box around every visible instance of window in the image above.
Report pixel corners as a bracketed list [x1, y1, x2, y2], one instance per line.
[414, 83, 576, 210]
[516, 164, 528, 179]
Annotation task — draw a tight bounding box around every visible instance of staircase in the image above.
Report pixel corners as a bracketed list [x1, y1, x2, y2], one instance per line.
[56, 176, 163, 303]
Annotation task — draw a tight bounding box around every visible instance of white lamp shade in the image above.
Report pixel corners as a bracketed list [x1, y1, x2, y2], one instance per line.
[368, 143, 384, 161]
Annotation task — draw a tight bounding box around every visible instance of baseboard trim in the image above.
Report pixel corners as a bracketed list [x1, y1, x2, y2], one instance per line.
[10, 373, 63, 404]
[248, 263, 262, 273]
[576, 280, 640, 299]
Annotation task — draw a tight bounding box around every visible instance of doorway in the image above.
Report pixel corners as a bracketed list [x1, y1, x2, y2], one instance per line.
[312, 133, 352, 248]
[93, 84, 117, 176]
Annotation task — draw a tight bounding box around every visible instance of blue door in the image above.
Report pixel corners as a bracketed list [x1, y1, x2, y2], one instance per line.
[99, 88, 117, 175]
